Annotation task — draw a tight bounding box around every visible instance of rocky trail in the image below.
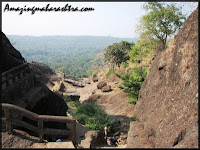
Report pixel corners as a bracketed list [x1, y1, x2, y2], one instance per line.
[2, 72, 133, 148]
[61, 74, 134, 148]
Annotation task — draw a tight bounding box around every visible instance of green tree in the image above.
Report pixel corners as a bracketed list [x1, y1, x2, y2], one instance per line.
[138, 2, 186, 48]
[104, 41, 134, 69]
[128, 44, 143, 63]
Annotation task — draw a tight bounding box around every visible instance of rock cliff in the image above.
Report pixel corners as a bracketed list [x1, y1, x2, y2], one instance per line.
[1, 31, 68, 133]
[127, 8, 198, 148]
[0, 31, 25, 73]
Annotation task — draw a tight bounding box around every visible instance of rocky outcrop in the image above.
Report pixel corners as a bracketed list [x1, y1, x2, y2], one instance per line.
[66, 93, 80, 101]
[97, 81, 107, 89]
[92, 77, 98, 82]
[0, 31, 25, 73]
[64, 79, 85, 87]
[79, 130, 106, 148]
[127, 8, 198, 148]
[127, 122, 153, 148]
[1, 32, 68, 133]
[101, 85, 112, 92]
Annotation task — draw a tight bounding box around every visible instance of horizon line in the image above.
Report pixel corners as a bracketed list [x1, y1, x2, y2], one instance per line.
[5, 34, 138, 39]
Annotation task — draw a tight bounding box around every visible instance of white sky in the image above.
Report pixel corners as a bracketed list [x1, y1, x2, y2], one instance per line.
[2, 2, 198, 38]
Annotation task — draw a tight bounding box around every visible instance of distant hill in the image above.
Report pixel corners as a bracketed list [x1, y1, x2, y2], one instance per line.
[7, 35, 137, 77]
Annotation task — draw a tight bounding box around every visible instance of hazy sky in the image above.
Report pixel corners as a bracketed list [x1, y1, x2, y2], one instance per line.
[2, 1, 198, 38]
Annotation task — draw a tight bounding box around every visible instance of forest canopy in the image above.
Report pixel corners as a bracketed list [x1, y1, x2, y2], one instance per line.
[8, 35, 137, 78]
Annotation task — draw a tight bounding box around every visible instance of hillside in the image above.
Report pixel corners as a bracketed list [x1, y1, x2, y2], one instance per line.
[127, 7, 198, 148]
[7, 35, 137, 77]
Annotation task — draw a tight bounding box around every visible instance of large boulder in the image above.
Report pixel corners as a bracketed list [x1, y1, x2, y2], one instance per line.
[64, 79, 85, 87]
[85, 94, 101, 103]
[101, 85, 112, 92]
[97, 81, 107, 89]
[92, 77, 98, 82]
[80, 130, 106, 148]
[127, 8, 198, 148]
[67, 93, 80, 101]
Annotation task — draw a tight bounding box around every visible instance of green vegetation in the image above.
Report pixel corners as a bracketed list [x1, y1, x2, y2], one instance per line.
[118, 66, 148, 104]
[130, 117, 137, 122]
[138, 2, 186, 48]
[106, 67, 115, 78]
[105, 2, 186, 105]
[128, 44, 142, 63]
[87, 70, 98, 77]
[8, 35, 136, 78]
[122, 62, 129, 69]
[63, 94, 116, 132]
[74, 103, 116, 132]
[104, 41, 134, 69]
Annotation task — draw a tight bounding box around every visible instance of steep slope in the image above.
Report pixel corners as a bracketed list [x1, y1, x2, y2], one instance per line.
[127, 8, 198, 148]
[0, 31, 25, 73]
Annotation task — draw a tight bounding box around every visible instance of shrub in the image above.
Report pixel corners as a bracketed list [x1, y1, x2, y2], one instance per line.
[130, 117, 137, 122]
[87, 70, 98, 77]
[122, 62, 128, 69]
[74, 103, 116, 132]
[63, 94, 72, 102]
[120, 66, 148, 104]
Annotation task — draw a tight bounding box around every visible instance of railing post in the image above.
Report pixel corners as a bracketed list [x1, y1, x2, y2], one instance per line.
[4, 108, 13, 134]
[38, 119, 44, 142]
[71, 119, 77, 147]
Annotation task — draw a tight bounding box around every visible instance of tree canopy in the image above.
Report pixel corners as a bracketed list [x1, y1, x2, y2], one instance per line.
[138, 2, 186, 48]
[104, 41, 134, 68]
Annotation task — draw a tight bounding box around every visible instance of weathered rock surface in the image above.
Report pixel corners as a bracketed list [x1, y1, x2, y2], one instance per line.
[84, 94, 101, 103]
[66, 93, 80, 101]
[92, 77, 98, 82]
[0, 31, 25, 73]
[1, 32, 68, 133]
[127, 8, 198, 148]
[64, 79, 85, 87]
[97, 81, 107, 89]
[127, 122, 153, 148]
[101, 85, 112, 92]
[80, 130, 106, 148]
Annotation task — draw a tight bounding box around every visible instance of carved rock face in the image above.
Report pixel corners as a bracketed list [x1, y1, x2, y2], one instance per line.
[1, 32, 69, 140]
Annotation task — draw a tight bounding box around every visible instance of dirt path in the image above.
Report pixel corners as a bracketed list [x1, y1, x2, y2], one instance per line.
[62, 76, 134, 148]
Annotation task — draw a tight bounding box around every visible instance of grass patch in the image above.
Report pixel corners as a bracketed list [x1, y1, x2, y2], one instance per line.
[87, 70, 98, 77]
[106, 67, 114, 78]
